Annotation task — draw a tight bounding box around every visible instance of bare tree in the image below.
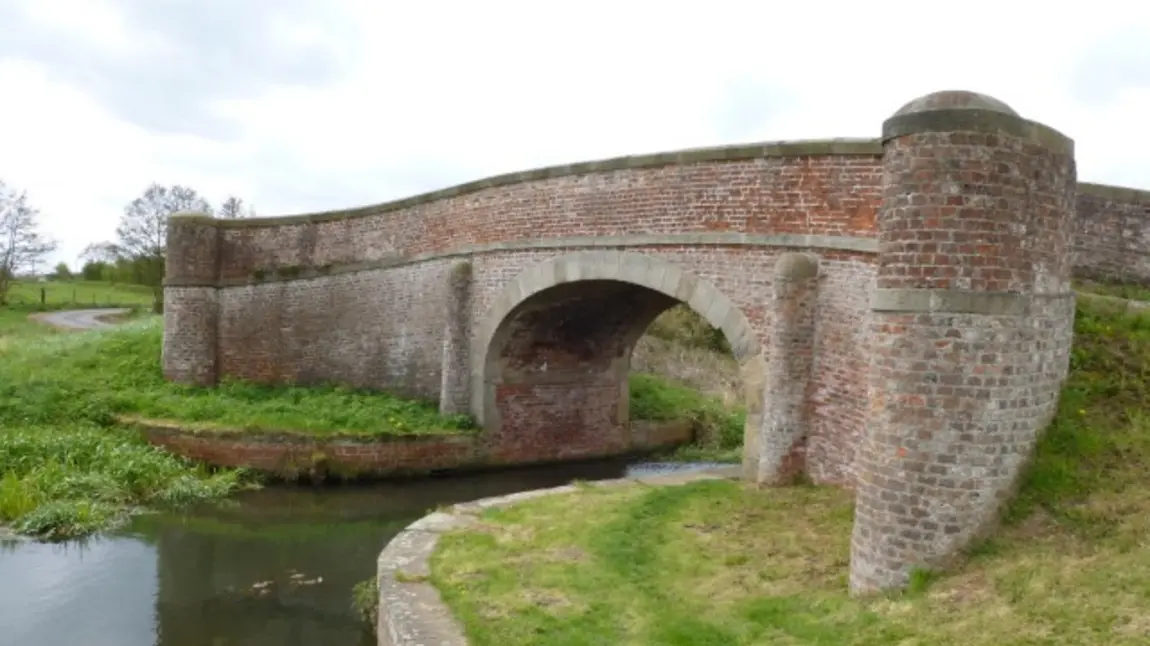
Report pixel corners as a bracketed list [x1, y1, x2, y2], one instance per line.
[112, 183, 213, 312]
[0, 181, 57, 305]
[219, 195, 258, 219]
[219, 195, 245, 219]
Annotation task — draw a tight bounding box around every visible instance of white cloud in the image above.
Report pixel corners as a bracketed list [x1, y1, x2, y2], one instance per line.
[2, 0, 1149, 268]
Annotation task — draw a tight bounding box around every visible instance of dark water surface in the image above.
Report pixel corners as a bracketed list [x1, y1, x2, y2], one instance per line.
[0, 459, 722, 646]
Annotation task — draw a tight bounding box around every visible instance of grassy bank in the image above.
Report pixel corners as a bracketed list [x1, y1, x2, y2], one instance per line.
[4, 279, 154, 309]
[6, 304, 738, 440]
[1073, 277, 1150, 303]
[3, 317, 476, 436]
[0, 296, 742, 538]
[1, 311, 249, 539]
[427, 297, 1150, 645]
[629, 373, 744, 463]
[631, 305, 745, 463]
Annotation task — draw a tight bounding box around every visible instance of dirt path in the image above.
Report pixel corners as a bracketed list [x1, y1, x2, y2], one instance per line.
[30, 308, 132, 331]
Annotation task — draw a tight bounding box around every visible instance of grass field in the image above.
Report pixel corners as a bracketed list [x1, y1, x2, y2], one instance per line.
[427, 295, 1150, 645]
[3, 279, 154, 309]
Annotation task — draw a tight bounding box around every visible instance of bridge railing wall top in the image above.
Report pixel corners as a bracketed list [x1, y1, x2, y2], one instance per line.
[167, 138, 888, 286]
[196, 138, 885, 229]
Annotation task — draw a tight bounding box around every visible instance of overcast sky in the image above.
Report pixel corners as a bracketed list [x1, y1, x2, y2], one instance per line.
[1, 0, 1149, 267]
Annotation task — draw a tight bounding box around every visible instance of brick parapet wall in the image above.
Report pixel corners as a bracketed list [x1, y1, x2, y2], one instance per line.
[1074, 182, 1150, 285]
[164, 140, 884, 287]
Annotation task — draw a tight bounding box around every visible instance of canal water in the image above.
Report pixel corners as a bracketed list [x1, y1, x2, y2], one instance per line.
[0, 459, 721, 646]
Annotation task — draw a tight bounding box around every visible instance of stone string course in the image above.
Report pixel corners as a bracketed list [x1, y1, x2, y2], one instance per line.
[374, 466, 741, 646]
[162, 89, 1146, 595]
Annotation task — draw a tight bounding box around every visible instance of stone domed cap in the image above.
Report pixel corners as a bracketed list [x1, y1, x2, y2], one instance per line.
[774, 252, 819, 280]
[892, 90, 1017, 118]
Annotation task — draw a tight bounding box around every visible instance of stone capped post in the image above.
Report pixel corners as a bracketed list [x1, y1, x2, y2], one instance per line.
[850, 91, 1078, 594]
[753, 252, 820, 484]
[162, 213, 221, 386]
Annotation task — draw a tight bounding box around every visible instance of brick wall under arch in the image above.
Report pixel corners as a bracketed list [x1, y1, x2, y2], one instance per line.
[470, 250, 766, 465]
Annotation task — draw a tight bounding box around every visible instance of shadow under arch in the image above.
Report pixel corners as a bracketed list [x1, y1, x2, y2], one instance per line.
[471, 250, 766, 465]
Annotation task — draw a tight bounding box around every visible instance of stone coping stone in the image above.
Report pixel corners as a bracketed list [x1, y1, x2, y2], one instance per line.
[374, 464, 741, 645]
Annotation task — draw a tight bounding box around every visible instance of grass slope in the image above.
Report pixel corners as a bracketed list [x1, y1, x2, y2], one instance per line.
[428, 297, 1150, 645]
[0, 314, 247, 539]
[5, 279, 154, 309]
[3, 317, 476, 436]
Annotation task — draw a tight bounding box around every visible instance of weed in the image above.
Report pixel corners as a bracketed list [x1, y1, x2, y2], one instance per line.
[629, 373, 744, 452]
[351, 577, 380, 631]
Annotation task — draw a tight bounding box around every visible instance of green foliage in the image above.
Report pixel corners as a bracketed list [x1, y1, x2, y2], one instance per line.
[429, 297, 1150, 645]
[2, 279, 153, 310]
[1007, 297, 1150, 528]
[0, 424, 244, 540]
[629, 372, 744, 459]
[1074, 277, 1150, 303]
[351, 578, 380, 632]
[80, 261, 108, 281]
[645, 305, 731, 354]
[0, 317, 477, 436]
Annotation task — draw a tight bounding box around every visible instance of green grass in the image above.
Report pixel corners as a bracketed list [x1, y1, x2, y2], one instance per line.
[428, 296, 1150, 645]
[0, 284, 742, 538]
[1074, 277, 1150, 303]
[0, 426, 244, 540]
[6, 302, 736, 442]
[0, 310, 249, 540]
[0, 311, 475, 539]
[629, 373, 744, 463]
[4, 279, 154, 309]
[0, 317, 477, 437]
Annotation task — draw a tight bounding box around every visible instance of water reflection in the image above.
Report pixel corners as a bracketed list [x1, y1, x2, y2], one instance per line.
[0, 459, 721, 646]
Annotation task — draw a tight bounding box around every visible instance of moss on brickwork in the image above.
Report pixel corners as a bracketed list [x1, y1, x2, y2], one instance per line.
[248, 262, 335, 283]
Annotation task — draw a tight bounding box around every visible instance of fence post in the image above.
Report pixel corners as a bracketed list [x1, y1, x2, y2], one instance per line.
[40, 288, 45, 305]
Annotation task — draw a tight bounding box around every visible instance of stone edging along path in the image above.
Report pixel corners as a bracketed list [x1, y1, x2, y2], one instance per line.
[374, 465, 742, 646]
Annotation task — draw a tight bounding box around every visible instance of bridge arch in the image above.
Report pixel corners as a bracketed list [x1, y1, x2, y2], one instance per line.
[471, 251, 765, 464]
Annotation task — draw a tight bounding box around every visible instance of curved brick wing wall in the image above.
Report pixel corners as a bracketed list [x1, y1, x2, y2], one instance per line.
[1074, 183, 1150, 284]
[849, 92, 1078, 594]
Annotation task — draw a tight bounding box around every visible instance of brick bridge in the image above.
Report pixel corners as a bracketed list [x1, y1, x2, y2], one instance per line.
[162, 90, 1150, 593]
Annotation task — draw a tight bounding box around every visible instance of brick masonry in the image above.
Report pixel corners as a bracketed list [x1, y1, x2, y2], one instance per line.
[1074, 183, 1150, 284]
[129, 417, 693, 478]
[749, 252, 821, 485]
[849, 91, 1077, 594]
[161, 90, 1142, 594]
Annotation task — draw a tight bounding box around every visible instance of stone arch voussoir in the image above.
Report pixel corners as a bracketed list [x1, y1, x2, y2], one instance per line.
[470, 250, 765, 436]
